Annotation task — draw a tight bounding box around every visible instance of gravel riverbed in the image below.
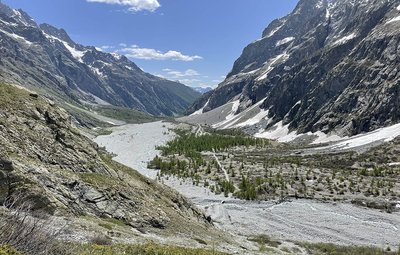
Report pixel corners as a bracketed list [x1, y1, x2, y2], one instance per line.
[94, 121, 400, 249]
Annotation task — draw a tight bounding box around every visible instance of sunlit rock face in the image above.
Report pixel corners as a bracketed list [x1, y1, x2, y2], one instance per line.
[188, 0, 400, 137]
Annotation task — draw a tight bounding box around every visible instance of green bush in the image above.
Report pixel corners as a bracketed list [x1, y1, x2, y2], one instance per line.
[300, 242, 398, 255]
[0, 246, 21, 255]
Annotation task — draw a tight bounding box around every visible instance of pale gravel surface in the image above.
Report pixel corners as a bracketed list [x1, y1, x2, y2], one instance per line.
[95, 121, 174, 179]
[94, 121, 400, 249]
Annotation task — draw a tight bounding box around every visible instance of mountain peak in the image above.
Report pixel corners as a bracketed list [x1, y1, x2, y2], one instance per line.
[0, 1, 14, 17]
[0, 2, 36, 27]
[39, 23, 75, 46]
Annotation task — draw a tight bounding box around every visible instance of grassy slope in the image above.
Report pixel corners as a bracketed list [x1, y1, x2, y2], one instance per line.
[0, 83, 232, 253]
[86, 104, 161, 124]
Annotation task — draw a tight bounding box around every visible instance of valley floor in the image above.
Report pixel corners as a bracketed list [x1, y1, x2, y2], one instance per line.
[94, 121, 400, 253]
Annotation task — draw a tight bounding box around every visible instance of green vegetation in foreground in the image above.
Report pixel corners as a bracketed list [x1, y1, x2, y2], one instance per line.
[0, 243, 228, 255]
[0, 83, 43, 111]
[248, 234, 282, 248]
[78, 242, 228, 255]
[298, 242, 400, 255]
[0, 246, 21, 255]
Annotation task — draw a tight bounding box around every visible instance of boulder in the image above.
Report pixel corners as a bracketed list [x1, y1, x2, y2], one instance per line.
[0, 159, 13, 171]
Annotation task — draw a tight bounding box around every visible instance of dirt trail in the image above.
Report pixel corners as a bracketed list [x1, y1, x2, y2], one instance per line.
[212, 154, 230, 182]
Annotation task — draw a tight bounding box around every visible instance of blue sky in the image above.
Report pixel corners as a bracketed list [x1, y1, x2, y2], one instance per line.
[3, 0, 298, 88]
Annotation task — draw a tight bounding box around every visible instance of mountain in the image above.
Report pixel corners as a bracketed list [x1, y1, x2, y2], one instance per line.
[0, 2, 200, 116]
[185, 0, 400, 141]
[192, 87, 213, 94]
[0, 82, 219, 246]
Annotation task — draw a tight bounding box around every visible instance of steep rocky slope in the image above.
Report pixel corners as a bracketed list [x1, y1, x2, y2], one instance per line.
[0, 2, 200, 116]
[0, 83, 214, 242]
[187, 0, 400, 139]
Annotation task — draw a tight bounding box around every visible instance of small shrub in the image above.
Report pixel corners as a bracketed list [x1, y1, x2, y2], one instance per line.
[0, 246, 21, 255]
[91, 235, 113, 246]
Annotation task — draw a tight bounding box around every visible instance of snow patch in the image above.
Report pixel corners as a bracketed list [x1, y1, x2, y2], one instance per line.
[276, 37, 295, 47]
[12, 10, 29, 26]
[212, 97, 270, 129]
[0, 19, 18, 27]
[94, 60, 112, 67]
[236, 109, 269, 128]
[255, 121, 300, 142]
[90, 66, 105, 78]
[255, 121, 345, 144]
[326, 8, 330, 19]
[238, 68, 261, 76]
[0, 29, 32, 45]
[397, 5, 400, 11]
[332, 33, 357, 46]
[244, 62, 257, 70]
[61, 42, 86, 62]
[256, 53, 289, 81]
[311, 132, 344, 144]
[325, 123, 400, 150]
[212, 100, 241, 128]
[265, 22, 285, 38]
[190, 99, 210, 116]
[111, 53, 123, 60]
[386, 15, 400, 24]
[253, 120, 400, 148]
[226, 100, 240, 120]
[106, 121, 117, 126]
[44, 33, 86, 62]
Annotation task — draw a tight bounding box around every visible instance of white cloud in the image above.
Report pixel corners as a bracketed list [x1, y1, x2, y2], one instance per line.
[163, 68, 200, 78]
[100, 45, 114, 50]
[158, 68, 204, 86]
[118, 45, 203, 61]
[158, 68, 223, 88]
[86, 0, 160, 12]
[179, 79, 201, 85]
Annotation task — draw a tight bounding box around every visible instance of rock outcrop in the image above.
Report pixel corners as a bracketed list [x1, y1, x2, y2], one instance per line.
[0, 83, 209, 234]
[188, 0, 400, 137]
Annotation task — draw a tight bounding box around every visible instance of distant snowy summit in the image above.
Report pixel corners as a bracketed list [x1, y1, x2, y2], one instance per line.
[186, 0, 400, 143]
[192, 86, 213, 94]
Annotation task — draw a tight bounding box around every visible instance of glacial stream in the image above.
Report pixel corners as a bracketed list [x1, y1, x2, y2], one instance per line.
[94, 121, 400, 248]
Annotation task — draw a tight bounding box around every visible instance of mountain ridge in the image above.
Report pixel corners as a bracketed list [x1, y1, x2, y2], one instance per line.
[186, 0, 400, 141]
[0, 2, 200, 116]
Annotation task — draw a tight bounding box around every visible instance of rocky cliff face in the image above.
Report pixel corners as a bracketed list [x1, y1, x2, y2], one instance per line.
[0, 2, 200, 116]
[0, 83, 209, 236]
[188, 0, 400, 138]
